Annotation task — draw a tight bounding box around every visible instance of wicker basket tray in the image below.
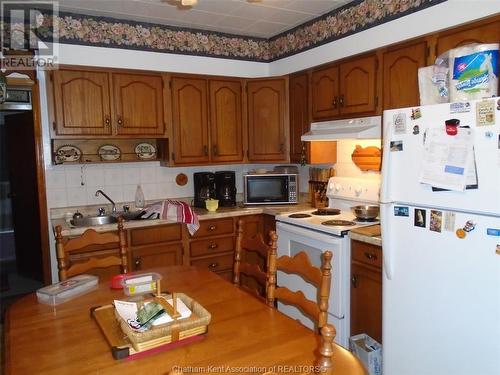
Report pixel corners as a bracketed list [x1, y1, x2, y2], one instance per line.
[92, 293, 211, 358]
[117, 293, 211, 351]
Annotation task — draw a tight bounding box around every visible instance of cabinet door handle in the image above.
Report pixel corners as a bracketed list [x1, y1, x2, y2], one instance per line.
[52, 121, 56, 131]
[339, 95, 344, 107]
[208, 262, 219, 269]
[104, 117, 110, 126]
[351, 274, 358, 287]
[208, 225, 217, 231]
[203, 145, 208, 156]
[279, 143, 284, 153]
[364, 252, 377, 260]
[213, 145, 218, 156]
[332, 96, 338, 108]
[117, 117, 123, 127]
[134, 257, 141, 269]
[208, 243, 218, 249]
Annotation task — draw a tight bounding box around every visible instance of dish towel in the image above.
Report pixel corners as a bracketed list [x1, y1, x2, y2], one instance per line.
[143, 200, 200, 235]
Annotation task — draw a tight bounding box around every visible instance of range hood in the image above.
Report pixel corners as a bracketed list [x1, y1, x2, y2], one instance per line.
[301, 115, 381, 141]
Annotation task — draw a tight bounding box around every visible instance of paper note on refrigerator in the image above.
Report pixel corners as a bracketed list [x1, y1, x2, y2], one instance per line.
[419, 127, 474, 191]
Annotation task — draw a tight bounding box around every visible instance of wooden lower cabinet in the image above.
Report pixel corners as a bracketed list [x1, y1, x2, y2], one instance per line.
[350, 240, 382, 343]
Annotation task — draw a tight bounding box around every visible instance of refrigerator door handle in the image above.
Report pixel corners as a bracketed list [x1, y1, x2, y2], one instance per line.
[380, 203, 394, 280]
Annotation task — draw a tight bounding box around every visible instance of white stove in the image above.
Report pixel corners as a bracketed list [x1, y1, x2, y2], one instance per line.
[274, 177, 380, 348]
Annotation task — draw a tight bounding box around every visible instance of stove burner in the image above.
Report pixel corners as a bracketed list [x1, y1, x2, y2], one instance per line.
[354, 217, 378, 222]
[311, 208, 341, 216]
[321, 220, 356, 227]
[288, 213, 312, 219]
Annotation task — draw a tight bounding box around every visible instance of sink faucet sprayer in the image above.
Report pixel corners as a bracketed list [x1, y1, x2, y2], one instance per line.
[95, 190, 116, 213]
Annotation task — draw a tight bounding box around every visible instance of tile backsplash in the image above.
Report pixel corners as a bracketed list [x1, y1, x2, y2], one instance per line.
[45, 162, 303, 208]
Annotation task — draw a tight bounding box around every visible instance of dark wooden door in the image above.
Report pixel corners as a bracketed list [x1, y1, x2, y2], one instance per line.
[247, 79, 287, 162]
[311, 65, 339, 120]
[383, 41, 427, 109]
[52, 70, 112, 136]
[5, 111, 43, 282]
[209, 79, 243, 163]
[131, 244, 183, 271]
[289, 73, 309, 163]
[339, 55, 377, 115]
[112, 73, 164, 136]
[171, 77, 209, 164]
[436, 19, 500, 56]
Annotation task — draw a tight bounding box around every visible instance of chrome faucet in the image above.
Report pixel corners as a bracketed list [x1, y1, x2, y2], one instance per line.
[95, 190, 116, 213]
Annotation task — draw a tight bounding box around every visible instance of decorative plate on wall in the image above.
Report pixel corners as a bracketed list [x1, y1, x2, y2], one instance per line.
[135, 142, 156, 160]
[55, 145, 82, 163]
[98, 144, 121, 161]
[351, 145, 382, 171]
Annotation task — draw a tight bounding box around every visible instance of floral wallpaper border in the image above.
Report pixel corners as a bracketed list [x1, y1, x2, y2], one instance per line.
[10, 0, 447, 62]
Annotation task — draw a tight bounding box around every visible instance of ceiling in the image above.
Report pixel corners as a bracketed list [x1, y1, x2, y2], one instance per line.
[51, 0, 355, 38]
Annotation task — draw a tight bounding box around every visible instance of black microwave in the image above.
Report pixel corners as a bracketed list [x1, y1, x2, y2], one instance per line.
[243, 173, 298, 205]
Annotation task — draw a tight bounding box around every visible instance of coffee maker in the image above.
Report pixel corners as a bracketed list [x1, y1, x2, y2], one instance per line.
[193, 172, 216, 208]
[215, 171, 236, 207]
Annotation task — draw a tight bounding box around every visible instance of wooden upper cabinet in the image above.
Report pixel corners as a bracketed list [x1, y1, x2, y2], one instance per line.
[311, 65, 339, 120]
[209, 80, 243, 163]
[383, 41, 427, 110]
[247, 79, 288, 162]
[112, 73, 164, 136]
[289, 73, 309, 163]
[52, 70, 112, 136]
[171, 77, 210, 164]
[436, 19, 500, 56]
[339, 55, 377, 115]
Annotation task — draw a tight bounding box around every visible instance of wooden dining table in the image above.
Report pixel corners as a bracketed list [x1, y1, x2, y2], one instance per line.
[4, 266, 366, 374]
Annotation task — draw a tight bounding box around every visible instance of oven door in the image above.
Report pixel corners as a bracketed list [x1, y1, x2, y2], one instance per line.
[275, 221, 349, 324]
[244, 175, 289, 204]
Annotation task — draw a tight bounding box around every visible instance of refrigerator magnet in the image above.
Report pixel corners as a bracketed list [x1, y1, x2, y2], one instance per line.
[394, 206, 409, 217]
[413, 125, 420, 135]
[463, 220, 476, 232]
[456, 228, 467, 239]
[497, 98, 500, 111]
[443, 212, 456, 232]
[414, 209, 426, 228]
[487, 228, 500, 236]
[476, 100, 495, 126]
[393, 113, 407, 134]
[411, 108, 422, 120]
[496, 244, 500, 255]
[450, 102, 471, 114]
[429, 210, 442, 233]
[390, 140, 403, 152]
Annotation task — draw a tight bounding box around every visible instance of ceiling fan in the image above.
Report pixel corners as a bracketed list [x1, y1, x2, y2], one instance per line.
[165, 0, 262, 10]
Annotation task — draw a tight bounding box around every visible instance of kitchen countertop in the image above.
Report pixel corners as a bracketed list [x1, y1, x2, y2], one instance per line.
[53, 202, 312, 237]
[349, 225, 382, 247]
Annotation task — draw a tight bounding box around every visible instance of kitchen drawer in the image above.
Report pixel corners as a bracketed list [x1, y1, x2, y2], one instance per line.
[351, 240, 382, 269]
[130, 224, 182, 246]
[192, 218, 234, 238]
[190, 236, 234, 257]
[190, 253, 234, 273]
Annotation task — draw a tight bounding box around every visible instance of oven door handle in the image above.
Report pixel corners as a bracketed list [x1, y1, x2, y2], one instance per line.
[276, 222, 342, 243]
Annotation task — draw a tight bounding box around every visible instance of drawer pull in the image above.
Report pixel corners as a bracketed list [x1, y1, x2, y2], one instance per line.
[208, 225, 217, 231]
[351, 275, 358, 287]
[208, 262, 219, 269]
[364, 252, 377, 260]
[134, 257, 141, 269]
[208, 243, 218, 249]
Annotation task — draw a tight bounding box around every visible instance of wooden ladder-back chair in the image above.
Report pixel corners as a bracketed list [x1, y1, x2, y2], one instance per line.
[233, 219, 278, 299]
[267, 247, 332, 330]
[55, 217, 128, 281]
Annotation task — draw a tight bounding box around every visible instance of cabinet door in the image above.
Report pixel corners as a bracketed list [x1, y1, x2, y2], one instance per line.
[339, 55, 377, 115]
[247, 79, 287, 162]
[311, 65, 339, 120]
[350, 262, 382, 343]
[131, 243, 183, 271]
[289, 73, 309, 163]
[112, 73, 165, 136]
[383, 42, 427, 110]
[436, 19, 500, 56]
[171, 77, 209, 164]
[52, 70, 112, 136]
[209, 80, 243, 163]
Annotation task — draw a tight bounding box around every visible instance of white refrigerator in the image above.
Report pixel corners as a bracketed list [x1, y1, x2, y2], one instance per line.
[380, 98, 500, 375]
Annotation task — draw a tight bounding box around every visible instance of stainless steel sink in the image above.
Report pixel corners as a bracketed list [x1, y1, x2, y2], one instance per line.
[70, 215, 118, 227]
[113, 210, 146, 221]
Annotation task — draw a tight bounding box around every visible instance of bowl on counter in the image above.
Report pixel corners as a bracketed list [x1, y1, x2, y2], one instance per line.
[351, 205, 380, 220]
[205, 199, 219, 212]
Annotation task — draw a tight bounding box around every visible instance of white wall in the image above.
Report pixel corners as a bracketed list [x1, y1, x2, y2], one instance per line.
[270, 0, 500, 75]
